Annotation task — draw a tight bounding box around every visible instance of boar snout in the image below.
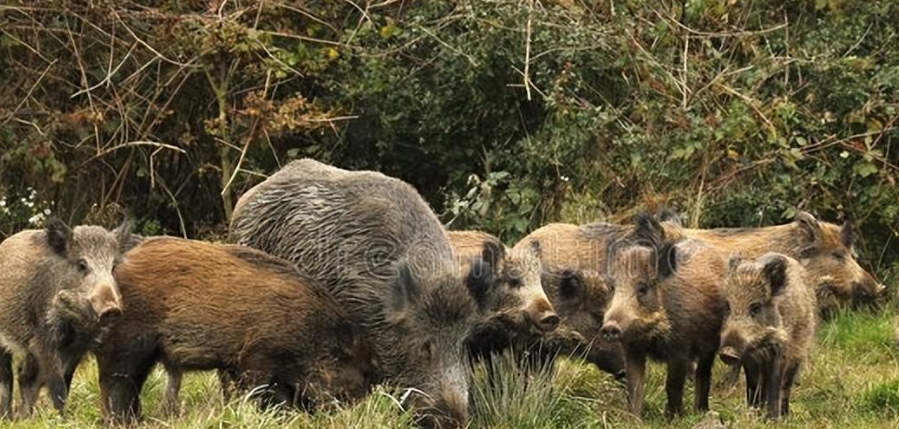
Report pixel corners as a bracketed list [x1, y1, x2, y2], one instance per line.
[412, 390, 468, 429]
[526, 299, 560, 333]
[600, 321, 622, 342]
[88, 283, 122, 318]
[718, 346, 741, 366]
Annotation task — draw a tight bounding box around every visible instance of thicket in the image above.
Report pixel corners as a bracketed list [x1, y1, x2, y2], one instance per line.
[1, 0, 897, 278]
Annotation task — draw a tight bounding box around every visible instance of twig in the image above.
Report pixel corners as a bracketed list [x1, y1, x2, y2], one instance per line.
[523, 2, 533, 101]
[0, 59, 57, 127]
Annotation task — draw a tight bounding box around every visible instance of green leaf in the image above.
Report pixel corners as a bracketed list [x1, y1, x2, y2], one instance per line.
[853, 161, 878, 178]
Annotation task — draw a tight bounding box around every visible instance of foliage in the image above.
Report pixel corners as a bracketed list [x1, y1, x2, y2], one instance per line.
[1, 1, 897, 278]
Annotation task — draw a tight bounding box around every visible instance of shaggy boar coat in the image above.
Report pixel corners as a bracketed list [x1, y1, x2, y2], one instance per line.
[600, 215, 728, 418]
[95, 237, 373, 422]
[512, 223, 628, 378]
[0, 219, 129, 418]
[719, 253, 817, 420]
[230, 159, 490, 429]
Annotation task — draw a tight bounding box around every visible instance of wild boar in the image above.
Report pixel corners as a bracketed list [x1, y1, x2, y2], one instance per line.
[600, 214, 727, 418]
[719, 253, 817, 420]
[0, 218, 130, 418]
[664, 211, 884, 314]
[95, 237, 374, 422]
[230, 159, 492, 429]
[448, 231, 558, 360]
[513, 223, 628, 378]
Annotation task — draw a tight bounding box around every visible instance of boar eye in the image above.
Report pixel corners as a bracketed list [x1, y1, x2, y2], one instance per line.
[748, 302, 762, 317]
[508, 277, 522, 289]
[832, 252, 846, 261]
[723, 302, 731, 316]
[75, 259, 90, 274]
[637, 282, 649, 296]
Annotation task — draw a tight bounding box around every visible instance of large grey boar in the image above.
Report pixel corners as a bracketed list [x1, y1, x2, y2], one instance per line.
[0, 218, 131, 418]
[230, 159, 492, 429]
[719, 253, 817, 420]
[600, 215, 727, 418]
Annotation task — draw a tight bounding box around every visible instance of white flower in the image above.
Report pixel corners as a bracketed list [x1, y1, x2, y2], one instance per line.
[0, 200, 5, 207]
[28, 214, 43, 225]
[43, 209, 51, 215]
[560, 175, 570, 182]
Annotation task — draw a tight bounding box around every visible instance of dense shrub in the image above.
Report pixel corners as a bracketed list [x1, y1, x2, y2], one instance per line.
[1, 0, 896, 280]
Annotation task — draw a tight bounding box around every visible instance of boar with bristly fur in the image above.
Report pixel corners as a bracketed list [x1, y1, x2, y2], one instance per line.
[600, 215, 728, 418]
[448, 231, 559, 363]
[512, 223, 627, 379]
[663, 211, 884, 313]
[0, 218, 131, 419]
[230, 159, 493, 429]
[719, 253, 817, 420]
[95, 237, 374, 422]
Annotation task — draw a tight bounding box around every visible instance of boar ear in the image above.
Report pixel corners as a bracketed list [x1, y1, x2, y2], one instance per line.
[727, 255, 744, 274]
[840, 220, 854, 248]
[657, 208, 682, 227]
[528, 239, 542, 258]
[795, 211, 821, 244]
[113, 219, 139, 254]
[558, 269, 583, 301]
[762, 254, 789, 297]
[45, 217, 71, 256]
[390, 259, 421, 312]
[632, 213, 665, 248]
[480, 238, 505, 272]
[465, 257, 494, 311]
[657, 242, 677, 279]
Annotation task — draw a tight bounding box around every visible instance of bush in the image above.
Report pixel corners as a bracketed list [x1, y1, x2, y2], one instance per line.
[1, 0, 897, 281]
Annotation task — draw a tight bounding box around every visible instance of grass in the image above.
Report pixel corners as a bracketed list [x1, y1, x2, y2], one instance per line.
[1, 308, 898, 429]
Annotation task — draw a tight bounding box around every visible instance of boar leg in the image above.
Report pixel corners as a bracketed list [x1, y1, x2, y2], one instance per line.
[45, 372, 68, 415]
[161, 366, 182, 416]
[693, 352, 715, 412]
[664, 356, 689, 418]
[623, 347, 646, 417]
[744, 362, 762, 408]
[781, 360, 800, 417]
[0, 348, 12, 418]
[16, 353, 41, 418]
[96, 349, 156, 423]
[218, 368, 238, 401]
[764, 357, 784, 420]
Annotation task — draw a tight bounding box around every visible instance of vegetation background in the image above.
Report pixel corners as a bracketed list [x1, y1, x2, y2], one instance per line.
[1, 1, 898, 428]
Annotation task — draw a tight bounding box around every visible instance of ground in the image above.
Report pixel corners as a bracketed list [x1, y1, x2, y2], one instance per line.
[1, 309, 897, 429]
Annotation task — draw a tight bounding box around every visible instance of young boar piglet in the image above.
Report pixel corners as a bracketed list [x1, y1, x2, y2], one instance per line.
[0, 218, 130, 418]
[600, 214, 727, 418]
[719, 253, 817, 420]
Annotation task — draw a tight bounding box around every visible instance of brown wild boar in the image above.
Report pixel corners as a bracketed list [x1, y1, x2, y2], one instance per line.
[513, 223, 628, 378]
[664, 211, 884, 313]
[95, 237, 373, 422]
[0, 218, 131, 418]
[448, 231, 558, 333]
[719, 253, 817, 420]
[230, 159, 492, 429]
[448, 231, 559, 367]
[600, 214, 727, 417]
